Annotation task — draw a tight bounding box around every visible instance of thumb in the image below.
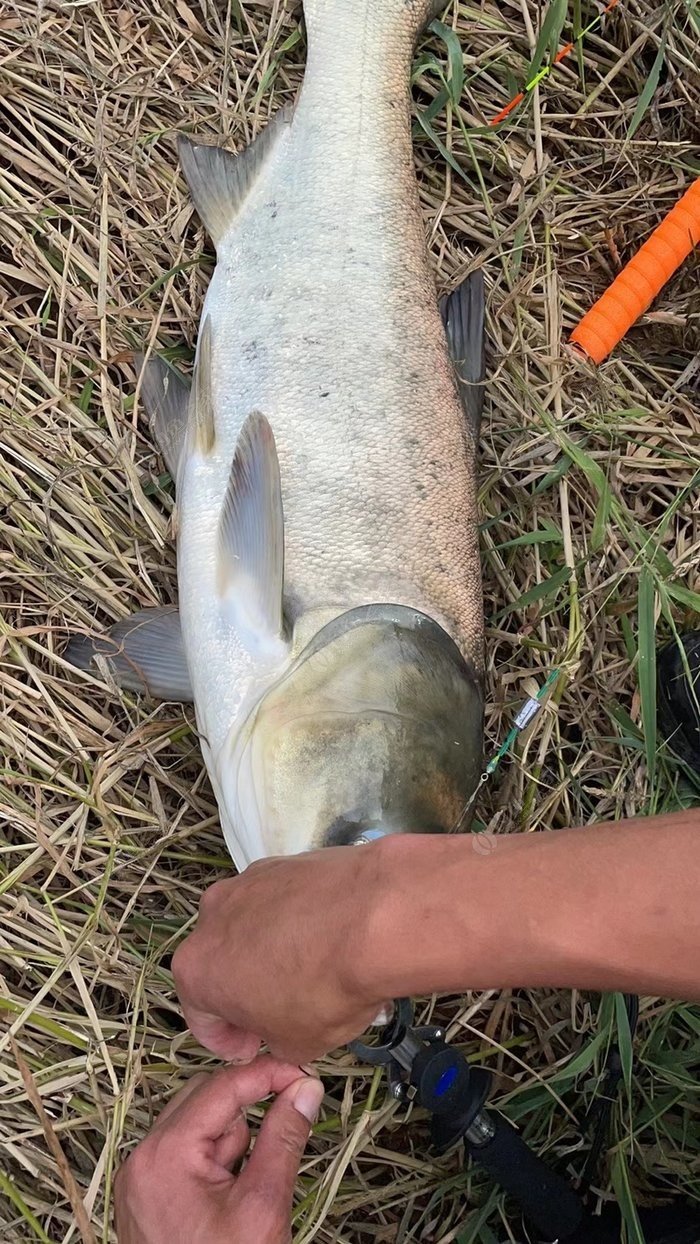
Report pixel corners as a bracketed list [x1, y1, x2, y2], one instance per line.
[240, 1076, 324, 1205]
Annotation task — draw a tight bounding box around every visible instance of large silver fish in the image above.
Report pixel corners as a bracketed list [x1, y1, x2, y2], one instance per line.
[67, 0, 486, 869]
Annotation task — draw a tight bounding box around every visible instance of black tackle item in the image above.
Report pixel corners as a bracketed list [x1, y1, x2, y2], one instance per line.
[579, 994, 640, 1192]
[349, 998, 700, 1243]
[657, 631, 700, 773]
[564, 1202, 700, 1244]
[350, 1002, 585, 1242]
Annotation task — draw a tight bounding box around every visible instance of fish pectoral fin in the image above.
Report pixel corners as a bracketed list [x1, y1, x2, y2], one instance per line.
[178, 106, 292, 248]
[217, 412, 285, 642]
[64, 606, 193, 701]
[136, 354, 190, 482]
[440, 268, 486, 440]
[190, 316, 216, 455]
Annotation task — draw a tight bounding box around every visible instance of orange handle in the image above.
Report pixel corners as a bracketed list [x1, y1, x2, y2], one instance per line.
[570, 177, 700, 364]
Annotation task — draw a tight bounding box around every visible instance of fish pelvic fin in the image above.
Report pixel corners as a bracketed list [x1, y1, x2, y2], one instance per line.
[64, 606, 193, 701]
[217, 412, 285, 645]
[135, 354, 190, 482]
[440, 268, 486, 441]
[178, 107, 292, 248]
[191, 316, 216, 455]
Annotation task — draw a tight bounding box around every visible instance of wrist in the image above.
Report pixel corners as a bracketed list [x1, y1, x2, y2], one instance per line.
[354, 829, 565, 1003]
[357, 832, 473, 1002]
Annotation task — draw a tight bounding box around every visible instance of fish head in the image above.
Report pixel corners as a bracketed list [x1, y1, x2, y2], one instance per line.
[222, 605, 483, 860]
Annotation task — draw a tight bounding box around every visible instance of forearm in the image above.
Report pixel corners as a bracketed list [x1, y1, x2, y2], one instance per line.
[369, 811, 700, 1002]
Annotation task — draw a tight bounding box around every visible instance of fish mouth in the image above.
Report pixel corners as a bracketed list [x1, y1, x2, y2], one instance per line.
[331, 821, 446, 847]
[351, 826, 390, 845]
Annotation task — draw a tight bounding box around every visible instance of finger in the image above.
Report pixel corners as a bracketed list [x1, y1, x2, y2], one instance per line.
[155, 1088, 251, 1172]
[182, 1005, 261, 1063]
[213, 1113, 251, 1170]
[240, 1076, 324, 1207]
[265, 1011, 378, 1066]
[165, 1057, 310, 1142]
[151, 1073, 210, 1132]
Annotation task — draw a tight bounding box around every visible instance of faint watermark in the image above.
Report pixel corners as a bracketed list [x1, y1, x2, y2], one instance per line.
[471, 830, 498, 856]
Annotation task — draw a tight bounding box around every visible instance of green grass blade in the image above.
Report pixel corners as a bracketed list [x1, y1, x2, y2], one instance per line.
[493, 526, 563, 550]
[611, 1152, 646, 1244]
[0, 1169, 51, 1243]
[429, 19, 465, 105]
[573, 0, 586, 85]
[495, 564, 572, 619]
[532, 455, 572, 494]
[527, 0, 568, 85]
[614, 993, 635, 1096]
[414, 109, 468, 179]
[637, 567, 658, 785]
[627, 31, 667, 140]
[664, 581, 700, 612]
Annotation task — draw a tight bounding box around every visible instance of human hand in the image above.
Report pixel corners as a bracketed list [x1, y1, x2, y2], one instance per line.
[114, 1056, 324, 1244]
[172, 844, 393, 1064]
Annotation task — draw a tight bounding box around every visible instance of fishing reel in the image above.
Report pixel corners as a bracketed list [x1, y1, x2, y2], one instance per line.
[350, 999, 584, 1242]
[349, 1000, 700, 1244]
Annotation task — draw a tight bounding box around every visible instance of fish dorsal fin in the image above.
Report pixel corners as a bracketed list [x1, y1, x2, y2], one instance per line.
[178, 107, 292, 248]
[217, 412, 285, 643]
[440, 269, 486, 439]
[136, 355, 190, 482]
[191, 316, 216, 454]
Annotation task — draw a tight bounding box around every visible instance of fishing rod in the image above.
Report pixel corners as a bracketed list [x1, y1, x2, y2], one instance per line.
[350, 996, 700, 1243]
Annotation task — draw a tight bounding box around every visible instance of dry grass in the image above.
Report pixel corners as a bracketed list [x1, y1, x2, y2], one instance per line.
[1, 0, 699, 1240]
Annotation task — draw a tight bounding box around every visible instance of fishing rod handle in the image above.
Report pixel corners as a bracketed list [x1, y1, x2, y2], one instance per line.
[464, 1111, 584, 1242]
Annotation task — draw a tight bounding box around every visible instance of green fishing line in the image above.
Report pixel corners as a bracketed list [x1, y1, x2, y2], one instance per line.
[484, 667, 561, 780]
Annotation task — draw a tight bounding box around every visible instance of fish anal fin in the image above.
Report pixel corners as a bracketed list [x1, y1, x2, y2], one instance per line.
[440, 269, 486, 439]
[65, 607, 193, 701]
[136, 354, 190, 482]
[217, 412, 285, 643]
[178, 106, 292, 248]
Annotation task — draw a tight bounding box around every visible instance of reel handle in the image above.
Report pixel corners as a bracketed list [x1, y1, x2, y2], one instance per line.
[465, 1111, 584, 1242]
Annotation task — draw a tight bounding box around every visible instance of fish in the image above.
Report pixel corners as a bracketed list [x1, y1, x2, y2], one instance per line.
[66, 0, 486, 870]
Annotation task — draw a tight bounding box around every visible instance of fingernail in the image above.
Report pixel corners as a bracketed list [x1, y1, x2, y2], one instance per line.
[298, 1063, 320, 1078]
[291, 1077, 325, 1123]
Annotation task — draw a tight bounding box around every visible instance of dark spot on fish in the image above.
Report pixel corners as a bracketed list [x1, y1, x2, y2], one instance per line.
[319, 390, 330, 398]
[242, 340, 259, 361]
